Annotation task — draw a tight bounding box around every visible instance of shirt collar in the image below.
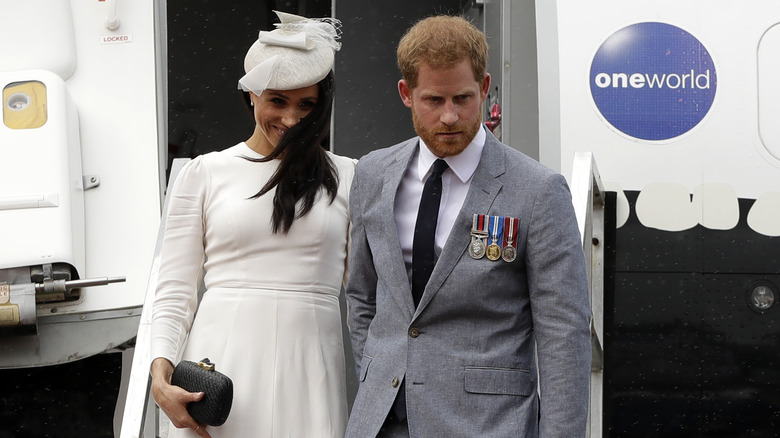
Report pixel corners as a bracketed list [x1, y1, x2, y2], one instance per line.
[417, 125, 486, 183]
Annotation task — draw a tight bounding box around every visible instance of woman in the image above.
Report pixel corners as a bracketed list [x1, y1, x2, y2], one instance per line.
[149, 11, 352, 438]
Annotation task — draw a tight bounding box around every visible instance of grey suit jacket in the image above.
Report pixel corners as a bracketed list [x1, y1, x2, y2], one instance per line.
[345, 130, 591, 437]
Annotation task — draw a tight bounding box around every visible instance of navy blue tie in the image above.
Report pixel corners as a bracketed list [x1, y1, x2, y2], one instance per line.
[411, 159, 449, 307]
[391, 158, 449, 423]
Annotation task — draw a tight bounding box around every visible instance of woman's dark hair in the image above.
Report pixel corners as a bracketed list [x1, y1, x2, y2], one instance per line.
[243, 71, 338, 234]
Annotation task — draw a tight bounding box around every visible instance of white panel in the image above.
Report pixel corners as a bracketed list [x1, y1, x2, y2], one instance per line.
[692, 183, 739, 230]
[552, 0, 780, 201]
[757, 23, 780, 162]
[748, 192, 780, 236]
[0, 0, 77, 79]
[0, 71, 84, 276]
[64, 0, 162, 313]
[636, 183, 697, 231]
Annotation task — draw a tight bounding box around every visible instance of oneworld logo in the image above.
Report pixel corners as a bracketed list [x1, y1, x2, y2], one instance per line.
[593, 70, 712, 90]
[590, 22, 717, 141]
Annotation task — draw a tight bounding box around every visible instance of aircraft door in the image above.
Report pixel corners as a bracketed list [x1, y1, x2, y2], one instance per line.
[462, 0, 541, 162]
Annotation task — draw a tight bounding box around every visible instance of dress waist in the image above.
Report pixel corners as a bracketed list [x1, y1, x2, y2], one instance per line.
[204, 285, 341, 299]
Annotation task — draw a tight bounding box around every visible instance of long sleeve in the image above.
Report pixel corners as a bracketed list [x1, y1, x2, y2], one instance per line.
[526, 172, 592, 436]
[344, 161, 378, 374]
[339, 157, 358, 289]
[150, 156, 209, 366]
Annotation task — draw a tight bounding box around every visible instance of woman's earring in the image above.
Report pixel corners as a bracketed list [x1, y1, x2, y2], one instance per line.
[250, 101, 254, 107]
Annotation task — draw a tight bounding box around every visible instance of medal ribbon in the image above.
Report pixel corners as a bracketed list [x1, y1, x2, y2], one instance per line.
[472, 214, 488, 235]
[502, 217, 518, 248]
[488, 215, 503, 245]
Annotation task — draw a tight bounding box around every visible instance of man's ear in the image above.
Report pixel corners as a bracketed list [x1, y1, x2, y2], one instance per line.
[480, 73, 491, 102]
[398, 79, 413, 108]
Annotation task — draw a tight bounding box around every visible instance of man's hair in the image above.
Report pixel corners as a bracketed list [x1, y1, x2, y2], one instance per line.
[397, 15, 488, 88]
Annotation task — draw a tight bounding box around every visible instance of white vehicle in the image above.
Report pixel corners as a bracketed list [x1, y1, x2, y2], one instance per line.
[0, 0, 164, 391]
[477, 1, 780, 435]
[3, 1, 778, 437]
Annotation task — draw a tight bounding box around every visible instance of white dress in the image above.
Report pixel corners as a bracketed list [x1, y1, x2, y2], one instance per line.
[150, 142, 355, 437]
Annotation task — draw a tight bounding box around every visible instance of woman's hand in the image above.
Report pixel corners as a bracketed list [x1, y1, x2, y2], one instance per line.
[150, 357, 212, 438]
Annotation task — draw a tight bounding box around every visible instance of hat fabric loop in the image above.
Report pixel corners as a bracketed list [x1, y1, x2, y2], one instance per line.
[257, 31, 308, 50]
[238, 55, 281, 94]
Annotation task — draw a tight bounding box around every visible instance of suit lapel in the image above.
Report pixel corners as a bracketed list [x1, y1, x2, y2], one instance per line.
[377, 139, 418, 318]
[414, 133, 506, 315]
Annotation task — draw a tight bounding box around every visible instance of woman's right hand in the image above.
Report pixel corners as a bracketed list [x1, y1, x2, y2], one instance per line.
[150, 357, 212, 438]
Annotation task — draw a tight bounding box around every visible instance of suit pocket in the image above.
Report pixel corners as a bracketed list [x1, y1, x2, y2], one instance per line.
[359, 355, 372, 382]
[464, 367, 535, 396]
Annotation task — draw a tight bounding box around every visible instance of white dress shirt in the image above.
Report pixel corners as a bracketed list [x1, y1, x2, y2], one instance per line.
[394, 126, 486, 284]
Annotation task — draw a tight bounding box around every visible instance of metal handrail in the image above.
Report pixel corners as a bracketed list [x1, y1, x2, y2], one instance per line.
[569, 151, 605, 438]
[120, 158, 190, 438]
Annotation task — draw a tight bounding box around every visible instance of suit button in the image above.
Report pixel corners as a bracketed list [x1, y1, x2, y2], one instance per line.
[409, 328, 420, 338]
[391, 377, 399, 387]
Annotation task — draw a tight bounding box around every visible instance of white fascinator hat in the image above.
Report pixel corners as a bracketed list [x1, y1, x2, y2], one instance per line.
[238, 10, 341, 94]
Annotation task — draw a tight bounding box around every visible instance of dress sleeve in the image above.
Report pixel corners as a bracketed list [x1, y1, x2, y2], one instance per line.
[150, 156, 209, 366]
[341, 157, 358, 289]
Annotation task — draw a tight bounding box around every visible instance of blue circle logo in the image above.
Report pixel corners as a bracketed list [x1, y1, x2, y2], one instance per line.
[590, 22, 717, 141]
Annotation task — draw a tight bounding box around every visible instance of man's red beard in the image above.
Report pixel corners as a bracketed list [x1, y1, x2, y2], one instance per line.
[411, 104, 482, 158]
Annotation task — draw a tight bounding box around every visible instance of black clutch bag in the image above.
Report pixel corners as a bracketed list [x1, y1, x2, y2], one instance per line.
[170, 358, 234, 426]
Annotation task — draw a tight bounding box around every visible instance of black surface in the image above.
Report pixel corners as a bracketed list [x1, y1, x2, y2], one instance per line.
[332, 0, 464, 159]
[0, 353, 122, 438]
[166, 0, 331, 163]
[603, 191, 780, 437]
[166, 0, 467, 161]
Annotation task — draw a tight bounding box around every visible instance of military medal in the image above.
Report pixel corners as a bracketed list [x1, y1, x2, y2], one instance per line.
[486, 215, 503, 261]
[469, 235, 486, 259]
[469, 214, 488, 259]
[502, 216, 518, 262]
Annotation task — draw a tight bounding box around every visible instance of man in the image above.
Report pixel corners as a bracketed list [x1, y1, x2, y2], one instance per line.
[345, 15, 591, 437]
